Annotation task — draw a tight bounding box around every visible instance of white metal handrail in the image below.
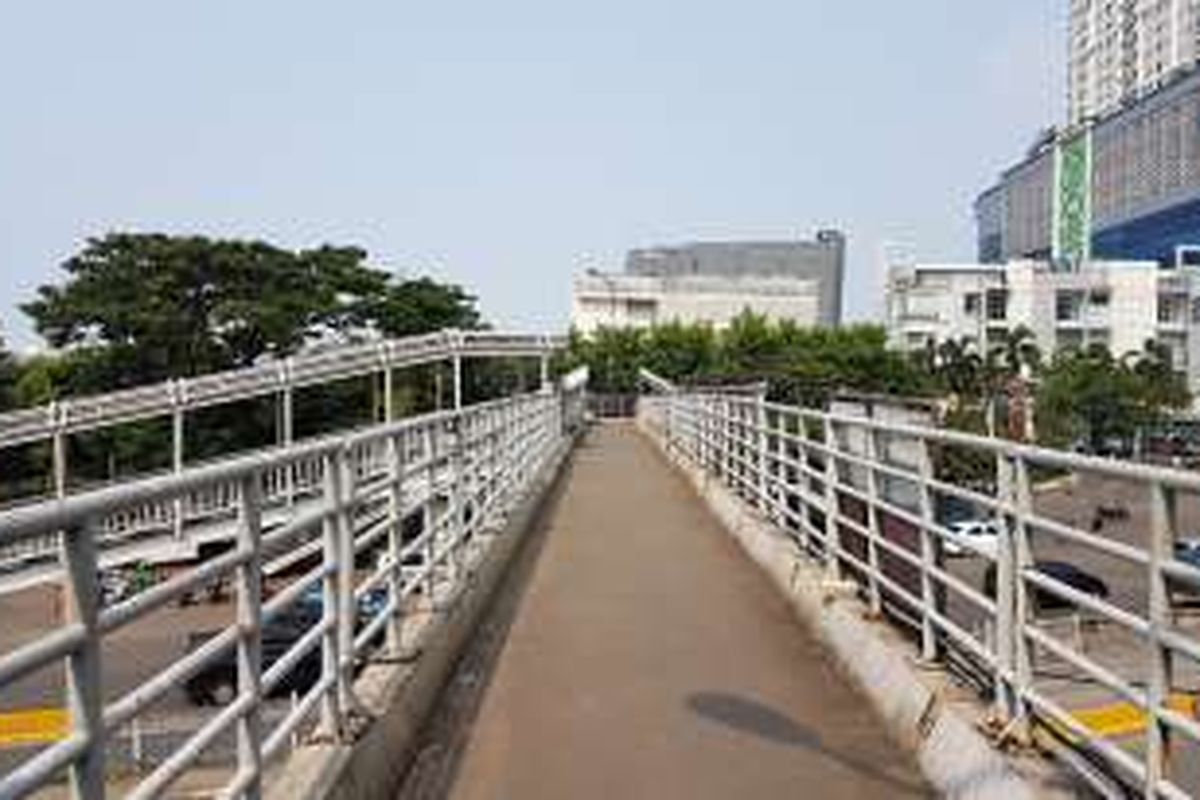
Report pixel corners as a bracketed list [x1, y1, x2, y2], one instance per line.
[649, 390, 1200, 799]
[0, 330, 562, 449]
[0, 381, 583, 800]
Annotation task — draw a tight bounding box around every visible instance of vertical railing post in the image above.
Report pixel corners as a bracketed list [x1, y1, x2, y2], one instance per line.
[386, 431, 406, 656]
[1147, 479, 1176, 795]
[280, 359, 295, 507]
[915, 434, 939, 662]
[383, 366, 394, 425]
[52, 411, 68, 500]
[863, 426, 883, 616]
[994, 453, 1018, 722]
[1010, 454, 1034, 738]
[172, 381, 186, 540]
[452, 355, 463, 411]
[62, 519, 105, 799]
[334, 447, 359, 714]
[484, 406, 500, 528]
[318, 452, 343, 737]
[446, 416, 465, 586]
[235, 474, 264, 799]
[423, 424, 439, 601]
[822, 417, 842, 580]
[757, 397, 769, 516]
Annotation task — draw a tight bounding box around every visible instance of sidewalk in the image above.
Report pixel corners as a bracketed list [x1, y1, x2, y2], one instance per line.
[444, 423, 930, 799]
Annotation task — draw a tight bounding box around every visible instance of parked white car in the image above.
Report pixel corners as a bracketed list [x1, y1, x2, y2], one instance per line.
[941, 519, 1001, 558]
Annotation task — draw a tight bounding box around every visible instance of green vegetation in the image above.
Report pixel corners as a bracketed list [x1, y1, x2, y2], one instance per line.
[563, 314, 931, 405]
[568, 314, 1192, 457]
[1035, 341, 1189, 451]
[21, 233, 479, 392]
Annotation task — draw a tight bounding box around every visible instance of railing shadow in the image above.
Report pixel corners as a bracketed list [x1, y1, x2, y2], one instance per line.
[685, 690, 930, 796]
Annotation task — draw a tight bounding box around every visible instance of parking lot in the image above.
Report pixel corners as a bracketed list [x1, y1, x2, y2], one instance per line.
[936, 470, 1200, 795]
[0, 582, 288, 787]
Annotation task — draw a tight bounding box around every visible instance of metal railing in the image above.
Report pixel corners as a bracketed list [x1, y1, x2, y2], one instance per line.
[648, 389, 1200, 799]
[0, 329, 565, 585]
[0, 382, 582, 799]
[0, 330, 562, 449]
[0, 432, 394, 586]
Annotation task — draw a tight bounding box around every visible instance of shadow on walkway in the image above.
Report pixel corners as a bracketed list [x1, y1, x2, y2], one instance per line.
[686, 691, 929, 796]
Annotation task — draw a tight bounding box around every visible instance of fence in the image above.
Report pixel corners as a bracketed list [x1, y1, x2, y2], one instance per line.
[651, 390, 1200, 799]
[0, 384, 581, 799]
[0, 329, 564, 585]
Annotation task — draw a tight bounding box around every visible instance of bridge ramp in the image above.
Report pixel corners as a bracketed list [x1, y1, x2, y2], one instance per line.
[441, 423, 930, 799]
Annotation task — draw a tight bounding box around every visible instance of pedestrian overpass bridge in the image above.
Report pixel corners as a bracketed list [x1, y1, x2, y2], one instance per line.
[1, 331, 1199, 799]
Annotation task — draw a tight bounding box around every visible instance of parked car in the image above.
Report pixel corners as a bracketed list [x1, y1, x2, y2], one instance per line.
[296, 583, 390, 625]
[942, 519, 1001, 558]
[1169, 539, 1200, 605]
[1176, 538, 1200, 569]
[183, 585, 390, 706]
[98, 571, 133, 606]
[984, 560, 1110, 612]
[184, 613, 319, 705]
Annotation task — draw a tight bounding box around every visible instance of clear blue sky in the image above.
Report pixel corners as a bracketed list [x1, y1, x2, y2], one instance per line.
[0, 1, 1063, 351]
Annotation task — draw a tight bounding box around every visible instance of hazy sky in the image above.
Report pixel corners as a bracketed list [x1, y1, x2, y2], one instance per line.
[0, 1, 1064, 351]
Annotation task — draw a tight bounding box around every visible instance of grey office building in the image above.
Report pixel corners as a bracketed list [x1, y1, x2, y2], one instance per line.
[624, 229, 846, 326]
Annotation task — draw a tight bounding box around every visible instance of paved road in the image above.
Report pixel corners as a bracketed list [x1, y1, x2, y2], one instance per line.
[442, 424, 930, 799]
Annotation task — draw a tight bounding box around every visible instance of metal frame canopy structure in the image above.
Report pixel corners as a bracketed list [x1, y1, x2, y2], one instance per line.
[0, 330, 562, 450]
[0, 329, 563, 499]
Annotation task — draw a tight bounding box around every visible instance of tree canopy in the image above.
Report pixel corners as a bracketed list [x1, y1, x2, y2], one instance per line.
[22, 233, 480, 392]
[0, 328, 16, 412]
[1036, 341, 1190, 451]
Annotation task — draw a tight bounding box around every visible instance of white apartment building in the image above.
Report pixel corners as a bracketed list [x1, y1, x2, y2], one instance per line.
[571, 272, 823, 334]
[886, 259, 1200, 395]
[1069, 0, 1200, 124]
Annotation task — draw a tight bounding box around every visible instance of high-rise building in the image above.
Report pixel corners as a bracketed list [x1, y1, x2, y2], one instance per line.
[1069, 0, 1200, 125]
[571, 230, 845, 333]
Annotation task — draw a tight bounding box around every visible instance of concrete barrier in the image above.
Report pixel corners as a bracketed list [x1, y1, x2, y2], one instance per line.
[635, 414, 1071, 800]
[268, 436, 576, 800]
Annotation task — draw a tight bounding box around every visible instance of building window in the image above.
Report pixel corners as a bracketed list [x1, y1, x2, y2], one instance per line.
[985, 289, 1007, 321]
[1056, 290, 1083, 321]
[1089, 288, 1111, 306]
[963, 293, 981, 315]
[1158, 298, 1176, 323]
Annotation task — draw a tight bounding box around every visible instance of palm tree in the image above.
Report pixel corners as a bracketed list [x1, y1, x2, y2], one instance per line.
[990, 325, 1041, 380]
[934, 337, 982, 398]
[984, 326, 1042, 438]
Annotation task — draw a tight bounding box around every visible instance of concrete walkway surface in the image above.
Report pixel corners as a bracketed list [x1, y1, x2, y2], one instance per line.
[443, 423, 931, 799]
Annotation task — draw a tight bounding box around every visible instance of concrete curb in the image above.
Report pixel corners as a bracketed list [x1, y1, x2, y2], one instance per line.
[267, 436, 576, 800]
[637, 419, 1039, 800]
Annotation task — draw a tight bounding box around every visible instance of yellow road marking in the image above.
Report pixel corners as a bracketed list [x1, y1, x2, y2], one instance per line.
[0, 708, 69, 746]
[1069, 693, 1197, 738]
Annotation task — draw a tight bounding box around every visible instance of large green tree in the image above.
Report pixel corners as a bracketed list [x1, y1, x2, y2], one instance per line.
[22, 233, 480, 390]
[7, 233, 483, 493]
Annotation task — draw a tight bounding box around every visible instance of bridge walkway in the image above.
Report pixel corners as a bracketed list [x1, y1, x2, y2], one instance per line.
[437, 423, 931, 799]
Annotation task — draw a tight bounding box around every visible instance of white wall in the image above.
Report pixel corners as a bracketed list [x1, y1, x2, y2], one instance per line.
[572, 273, 822, 334]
